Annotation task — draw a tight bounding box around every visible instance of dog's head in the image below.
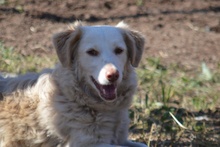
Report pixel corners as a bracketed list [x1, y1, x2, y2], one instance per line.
[53, 22, 145, 102]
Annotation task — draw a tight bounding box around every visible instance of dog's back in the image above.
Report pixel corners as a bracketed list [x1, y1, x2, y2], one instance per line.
[0, 68, 52, 94]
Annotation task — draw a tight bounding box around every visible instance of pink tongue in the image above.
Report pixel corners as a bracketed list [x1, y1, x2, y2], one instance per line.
[100, 84, 116, 100]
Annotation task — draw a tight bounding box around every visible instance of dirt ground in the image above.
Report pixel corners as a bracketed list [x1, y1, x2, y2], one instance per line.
[1, 0, 220, 69]
[0, 0, 220, 146]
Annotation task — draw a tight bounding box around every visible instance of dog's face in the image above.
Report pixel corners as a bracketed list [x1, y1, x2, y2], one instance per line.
[53, 22, 145, 102]
[77, 26, 128, 101]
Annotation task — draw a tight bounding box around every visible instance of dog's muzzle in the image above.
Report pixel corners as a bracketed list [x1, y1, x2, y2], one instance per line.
[91, 76, 117, 101]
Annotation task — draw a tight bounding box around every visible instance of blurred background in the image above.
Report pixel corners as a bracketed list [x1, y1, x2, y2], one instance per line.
[0, 0, 220, 146]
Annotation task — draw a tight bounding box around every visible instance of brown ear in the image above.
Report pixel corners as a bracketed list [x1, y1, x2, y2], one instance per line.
[117, 22, 145, 67]
[52, 28, 82, 67]
[126, 30, 145, 67]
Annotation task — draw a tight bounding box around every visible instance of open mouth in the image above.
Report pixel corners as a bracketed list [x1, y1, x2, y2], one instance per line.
[91, 76, 117, 101]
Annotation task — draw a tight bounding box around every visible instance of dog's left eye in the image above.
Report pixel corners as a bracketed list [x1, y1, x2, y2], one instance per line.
[87, 49, 99, 56]
[114, 47, 124, 55]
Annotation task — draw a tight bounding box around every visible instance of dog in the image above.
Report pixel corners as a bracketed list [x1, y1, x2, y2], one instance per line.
[0, 22, 147, 147]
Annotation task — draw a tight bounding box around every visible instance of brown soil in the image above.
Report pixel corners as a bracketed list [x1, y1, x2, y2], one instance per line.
[0, 0, 220, 146]
[1, 0, 220, 69]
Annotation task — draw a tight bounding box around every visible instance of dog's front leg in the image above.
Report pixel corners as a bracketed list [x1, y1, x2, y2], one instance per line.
[123, 140, 148, 147]
[64, 142, 128, 147]
[92, 143, 128, 147]
[64, 141, 128, 147]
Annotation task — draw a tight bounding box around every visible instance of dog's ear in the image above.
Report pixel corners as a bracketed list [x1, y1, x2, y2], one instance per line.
[117, 22, 145, 67]
[52, 27, 82, 67]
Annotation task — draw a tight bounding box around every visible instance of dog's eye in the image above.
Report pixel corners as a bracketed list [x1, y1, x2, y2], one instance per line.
[87, 49, 99, 56]
[114, 47, 124, 55]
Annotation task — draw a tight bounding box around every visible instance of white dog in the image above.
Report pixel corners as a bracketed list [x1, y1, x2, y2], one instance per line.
[0, 22, 147, 147]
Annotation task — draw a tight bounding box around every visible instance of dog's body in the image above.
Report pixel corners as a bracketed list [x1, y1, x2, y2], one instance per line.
[0, 22, 146, 147]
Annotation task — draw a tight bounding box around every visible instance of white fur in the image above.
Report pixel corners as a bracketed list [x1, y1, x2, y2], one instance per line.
[0, 22, 146, 147]
[78, 26, 127, 85]
[98, 64, 118, 85]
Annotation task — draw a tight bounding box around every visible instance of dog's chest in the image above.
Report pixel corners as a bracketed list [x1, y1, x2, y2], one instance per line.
[55, 103, 126, 144]
[89, 107, 131, 145]
[79, 108, 125, 144]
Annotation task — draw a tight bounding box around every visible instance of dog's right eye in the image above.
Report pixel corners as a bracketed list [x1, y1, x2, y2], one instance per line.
[86, 49, 99, 56]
